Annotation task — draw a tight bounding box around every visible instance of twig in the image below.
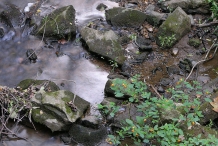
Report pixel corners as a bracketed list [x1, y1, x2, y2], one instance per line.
[185, 41, 218, 81]
[194, 21, 218, 28]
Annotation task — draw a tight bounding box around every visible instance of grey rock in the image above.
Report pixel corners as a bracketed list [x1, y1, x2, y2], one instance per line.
[135, 36, 152, 51]
[31, 90, 90, 132]
[160, 0, 210, 14]
[105, 7, 147, 28]
[80, 27, 126, 65]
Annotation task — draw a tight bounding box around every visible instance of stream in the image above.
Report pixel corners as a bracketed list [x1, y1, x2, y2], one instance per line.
[0, 0, 118, 146]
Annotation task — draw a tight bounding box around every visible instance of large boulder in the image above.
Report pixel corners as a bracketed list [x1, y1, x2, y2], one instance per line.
[160, 0, 210, 14]
[105, 7, 147, 28]
[156, 7, 191, 48]
[31, 90, 90, 132]
[35, 5, 76, 40]
[81, 27, 126, 65]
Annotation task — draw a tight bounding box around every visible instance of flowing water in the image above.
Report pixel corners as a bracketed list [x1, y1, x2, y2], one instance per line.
[0, 0, 118, 145]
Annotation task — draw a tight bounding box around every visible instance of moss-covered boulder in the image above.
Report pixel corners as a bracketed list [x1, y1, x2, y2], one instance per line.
[160, 0, 210, 14]
[17, 79, 60, 92]
[31, 90, 90, 132]
[105, 7, 147, 28]
[35, 5, 76, 40]
[156, 7, 191, 48]
[81, 27, 126, 65]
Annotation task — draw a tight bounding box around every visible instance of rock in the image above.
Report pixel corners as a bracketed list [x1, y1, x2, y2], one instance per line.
[105, 7, 147, 28]
[167, 65, 180, 75]
[133, 52, 149, 63]
[26, 49, 37, 63]
[199, 102, 218, 125]
[17, 79, 60, 92]
[96, 3, 108, 11]
[0, 4, 23, 28]
[80, 27, 126, 65]
[160, 0, 210, 14]
[156, 7, 191, 48]
[157, 86, 165, 93]
[145, 4, 168, 26]
[2, 30, 15, 41]
[135, 36, 152, 51]
[188, 38, 201, 48]
[160, 78, 172, 86]
[172, 48, 179, 56]
[0, 28, 4, 38]
[179, 58, 192, 73]
[35, 5, 76, 40]
[69, 124, 107, 146]
[31, 90, 90, 132]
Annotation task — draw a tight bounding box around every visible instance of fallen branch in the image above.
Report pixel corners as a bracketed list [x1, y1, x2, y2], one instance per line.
[185, 41, 218, 81]
[194, 21, 218, 28]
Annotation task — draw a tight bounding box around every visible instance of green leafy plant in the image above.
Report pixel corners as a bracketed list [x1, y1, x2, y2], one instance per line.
[158, 34, 176, 48]
[98, 102, 120, 117]
[206, 0, 218, 19]
[109, 60, 118, 73]
[101, 76, 218, 146]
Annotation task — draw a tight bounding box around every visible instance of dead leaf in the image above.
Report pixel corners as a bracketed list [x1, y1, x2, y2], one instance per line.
[210, 96, 218, 112]
[58, 39, 67, 44]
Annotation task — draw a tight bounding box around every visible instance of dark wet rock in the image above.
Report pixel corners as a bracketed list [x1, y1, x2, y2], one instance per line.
[119, 35, 131, 45]
[107, 73, 126, 79]
[167, 65, 180, 75]
[160, 78, 172, 86]
[179, 58, 193, 73]
[135, 36, 152, 51]
[17, 79, 60, 92]
[80, 27, 126, 65]
[2, 30, 15, 41]
[69, 124, 107, 146]
[157, 86, 165, 93]
[105, 7, 147, 28]
[96, 3, 108, 11]
[145, 4, 168, 26]
[156, 7, 191, 48]
[26, 49, 37, 63]
[121, 61, 132, 76]
[0, 28, 4, 38]
[35, 5, 76, 40]
[133, 52, 149, 63]
[80, 115, 102, 129]
[199, 101, 218, 125]
[159, 0, 210, 14]
[0, 4, 23, 28]
[188, 38, 201, 48]
[31, 90, 90, 132]
[172, 48, 179, 56]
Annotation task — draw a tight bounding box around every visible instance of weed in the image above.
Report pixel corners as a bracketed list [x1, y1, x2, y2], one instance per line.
[206, 0, 218, 19]
[99, 75, 218, 145]
[158, 34, 176, 48]
[109, 60, 118, 73]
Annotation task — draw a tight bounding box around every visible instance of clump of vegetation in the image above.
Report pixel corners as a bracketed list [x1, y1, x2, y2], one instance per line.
[0, 86, 34, 141]
[98, 76, 218, 145]
[158, 34, 176, 48]
[206, 0, 218, 19]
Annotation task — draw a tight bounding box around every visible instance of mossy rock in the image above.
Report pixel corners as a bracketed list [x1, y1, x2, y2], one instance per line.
[17, 79, 60, 92]
[35, 5, 76, 40]
[106, 7, 147, 28]
[156, 7, 191, 48]
[188, 38, 201, 48]
[81, 27, 126, 65]
[31, 90, 90, 132]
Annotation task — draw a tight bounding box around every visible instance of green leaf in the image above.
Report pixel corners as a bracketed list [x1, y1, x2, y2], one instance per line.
[136, 116, 144, 126]
[126, 119, 134, 125]
[115, 92, 124, 97]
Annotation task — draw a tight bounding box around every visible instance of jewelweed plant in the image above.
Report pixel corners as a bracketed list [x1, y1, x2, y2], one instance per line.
[98, 75, 218, 145]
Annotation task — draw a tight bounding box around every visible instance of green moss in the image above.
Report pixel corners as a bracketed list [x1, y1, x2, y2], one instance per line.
[188, 38, 201, 48]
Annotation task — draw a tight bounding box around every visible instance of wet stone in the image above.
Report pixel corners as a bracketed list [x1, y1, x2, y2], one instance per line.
[26, 49, 37, 63]
[157, 86, 165, 93]
[160, 78, 172, 86]
[0, 28, 4, 38]
[135, 36, 152, 51]
[172, 48, 179, 56]
[96, 3, 107, 11]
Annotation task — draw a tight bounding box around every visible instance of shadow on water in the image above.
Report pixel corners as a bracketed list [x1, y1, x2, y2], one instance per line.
[0, 0, 118, 145]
